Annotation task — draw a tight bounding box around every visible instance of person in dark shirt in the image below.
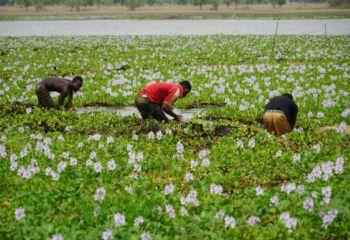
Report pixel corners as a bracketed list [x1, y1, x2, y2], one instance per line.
[35, 76, 83, 110]
[263, 93, 298, 136]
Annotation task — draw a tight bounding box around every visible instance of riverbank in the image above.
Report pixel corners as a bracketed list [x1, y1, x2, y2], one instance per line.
[0, 3, 350, 20]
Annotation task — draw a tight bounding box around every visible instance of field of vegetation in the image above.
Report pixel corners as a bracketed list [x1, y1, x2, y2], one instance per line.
[0, 35, 349, 239]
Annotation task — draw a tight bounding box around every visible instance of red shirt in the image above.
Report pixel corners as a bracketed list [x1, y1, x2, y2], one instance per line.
[139, 82, 183, 106]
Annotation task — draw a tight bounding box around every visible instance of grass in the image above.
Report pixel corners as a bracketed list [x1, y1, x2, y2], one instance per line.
[0, 35, 349, 239]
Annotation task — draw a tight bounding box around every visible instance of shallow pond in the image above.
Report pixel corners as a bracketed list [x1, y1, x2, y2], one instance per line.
[77, 105, 205, 120]
[1, 19, 350, 36]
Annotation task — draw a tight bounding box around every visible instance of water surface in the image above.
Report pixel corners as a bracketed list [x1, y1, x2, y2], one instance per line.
[1, 19, 349, 36]
[77, 106, 204, 120]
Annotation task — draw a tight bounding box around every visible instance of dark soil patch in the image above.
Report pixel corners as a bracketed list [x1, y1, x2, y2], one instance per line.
[205, 114, 263, 125]
[185, 102, 225, 109]
[81, 103, 128, 107]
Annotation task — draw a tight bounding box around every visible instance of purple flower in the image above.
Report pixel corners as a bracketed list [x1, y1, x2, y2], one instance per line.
[210, 183, 223, 195]
[180, 189, 199, 207]
[102, 229, 113, 240]
[281, 183, 296, 194]
[164, 184, 174, 195]
[270, 195, 279, 205]
[15, 207, 25, 220]
[303, 197, 314, 212]
[293, 153, 301, 163]
[313, 144, 321, 153]
[180, 207, 188, 216]
[140, 232, 152, 240]
[248, 139, 255, 148]
[165, 204, 176, 218]
[107, 136, 114, 144]
[62, 152, 69, 158]
[201, 158, 211, 167]
[224, 216, 236, 229]
[190, 160, 198, 168]
[114, 213, 126, 226]
[70, 158, 77, 166]
[275, 150, 282, 158]
[93, 162, 102, 173]
[177, 142, 184, 153]
[148, 131, 155, 139]
[247, 216, 261, 226]
[0, 145, 7, 158]
[156, 130, 163, 140]
[185, 172, 194, 182]
[48, 234, 64, 240]
[255, 185, 264, 196]
[88, 133, 101, 141]
[94, 187, 106, 201]
[236, 139, 244, 148]
[279, 212, 297, 232]
[215, 211, 225, 219]
[90, 151, 96, 159]
[321, 208, 338, 228]
[198, 149, 208, 159]
[134, 216, 144, 226]
[107, 159, 116, 171]
[57, 161, 67, 173]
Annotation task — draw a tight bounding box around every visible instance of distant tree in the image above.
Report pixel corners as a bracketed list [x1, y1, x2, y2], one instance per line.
[176, 0, 187, 4]
[233, 0, 240, 8]
[209, 0, 219, 10]
[65, 0, 75, 10]
[0, 0, 7, 5]
[192, 0, 206, 10]
[147, 0, 156, 5]
[223, 0, 232, 7]
[327, 0, 342, 6]
[276, 0, 285, 6]
[22, 0, 33, 10]
[76, 0, 80, 11]
[270, 0, 277, 7]
[84, 0, 94, 7]
[126, 0, 143, 10]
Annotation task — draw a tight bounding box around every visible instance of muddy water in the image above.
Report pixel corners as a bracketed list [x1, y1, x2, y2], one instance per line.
[1, 19, 350, 36]
[77, 106, 204, 120]
[316, 125, 350, 134]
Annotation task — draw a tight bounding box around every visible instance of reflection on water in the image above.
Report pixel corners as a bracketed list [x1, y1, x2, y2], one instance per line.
[77, 106, 204, 120]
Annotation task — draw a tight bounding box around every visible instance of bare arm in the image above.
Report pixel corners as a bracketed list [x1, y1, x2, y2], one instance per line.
[162, 103, 181, 121]
[64, 90, 73, 110]
[58, 90, 68, 107]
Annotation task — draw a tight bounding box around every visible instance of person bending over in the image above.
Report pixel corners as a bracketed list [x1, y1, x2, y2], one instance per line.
[135, 81, 191, 122]
[35, 76, 83, 110]
[263, 93, 298, 136]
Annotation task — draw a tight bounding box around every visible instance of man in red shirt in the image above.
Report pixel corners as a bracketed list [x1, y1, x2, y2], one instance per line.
[135, 81, 191, 122]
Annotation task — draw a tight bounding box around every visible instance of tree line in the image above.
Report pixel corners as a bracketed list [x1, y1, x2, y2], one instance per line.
[0, 0, 348, 11]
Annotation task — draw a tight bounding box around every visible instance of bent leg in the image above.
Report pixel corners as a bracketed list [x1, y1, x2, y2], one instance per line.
[35, 87, 55, 109]
[135, 95, 151, 119]
[274, 113, 292, 136]
[263, 112, 275, 134]
[149, 103, 168, 122]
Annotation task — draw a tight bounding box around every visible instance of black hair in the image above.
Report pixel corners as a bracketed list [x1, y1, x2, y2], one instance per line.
[180, 81, 191, 92]
[282, 93, 293, 100]
[72, 76, 83, 83]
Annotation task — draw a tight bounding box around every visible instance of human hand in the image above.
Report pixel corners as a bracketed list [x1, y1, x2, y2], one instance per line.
[175, 115, 183, 122]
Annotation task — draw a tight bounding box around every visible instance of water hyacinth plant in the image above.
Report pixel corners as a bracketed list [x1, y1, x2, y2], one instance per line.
[0, 35, 349, 239]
